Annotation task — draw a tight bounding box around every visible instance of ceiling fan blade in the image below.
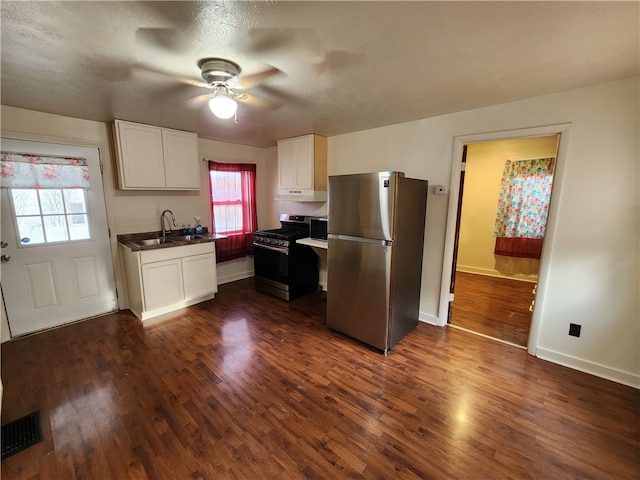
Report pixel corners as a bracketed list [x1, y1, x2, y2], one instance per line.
[133, 63, 209, 88]
[236, 66, 282, 90]
[234, 92, 280, 111]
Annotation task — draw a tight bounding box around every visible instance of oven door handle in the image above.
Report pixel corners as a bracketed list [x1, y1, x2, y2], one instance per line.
[253, 242, 289, 255]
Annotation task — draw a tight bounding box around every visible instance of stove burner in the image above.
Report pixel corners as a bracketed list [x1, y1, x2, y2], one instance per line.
[256, 227, 308, 241]
[253, 214, 311, 245]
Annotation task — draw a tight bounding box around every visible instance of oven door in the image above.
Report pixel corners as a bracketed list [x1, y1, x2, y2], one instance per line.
[253, 244, 289, 287]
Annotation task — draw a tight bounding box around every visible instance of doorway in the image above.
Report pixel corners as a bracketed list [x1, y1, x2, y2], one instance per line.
[448, 135, 560, 347]
[0, 139, 117, 337]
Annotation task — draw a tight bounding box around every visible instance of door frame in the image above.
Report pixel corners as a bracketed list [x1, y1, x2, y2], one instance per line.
[438, 123, 573, 356]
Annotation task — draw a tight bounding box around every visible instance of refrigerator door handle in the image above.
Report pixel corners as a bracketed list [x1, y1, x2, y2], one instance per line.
[328, 234, 391, 246]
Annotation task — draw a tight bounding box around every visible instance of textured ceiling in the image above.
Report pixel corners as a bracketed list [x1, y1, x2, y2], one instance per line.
[1, 1, 638, 147]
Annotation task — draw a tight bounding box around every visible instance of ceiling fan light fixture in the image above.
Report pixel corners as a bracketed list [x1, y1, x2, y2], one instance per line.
[208, 86, 237, 119]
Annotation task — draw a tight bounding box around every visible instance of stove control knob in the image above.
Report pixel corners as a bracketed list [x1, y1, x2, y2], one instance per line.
[277, 240, 284, 246]
[265, 238, 271, 244]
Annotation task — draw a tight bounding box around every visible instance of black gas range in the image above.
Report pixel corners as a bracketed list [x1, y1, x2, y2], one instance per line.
[253, 214, 319, 301]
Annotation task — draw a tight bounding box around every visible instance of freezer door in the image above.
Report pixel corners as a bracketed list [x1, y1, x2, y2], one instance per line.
[327, 237, 392, 351]
[328, 172, 398, 240]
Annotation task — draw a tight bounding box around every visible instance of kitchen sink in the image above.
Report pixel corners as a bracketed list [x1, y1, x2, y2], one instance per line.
[131, 235, 207, 248]
[169, 235, 206, 241]
[134, 237, 178, 247]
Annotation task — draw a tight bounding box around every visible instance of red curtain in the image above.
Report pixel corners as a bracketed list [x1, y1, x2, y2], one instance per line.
[208, 161, 257, 263]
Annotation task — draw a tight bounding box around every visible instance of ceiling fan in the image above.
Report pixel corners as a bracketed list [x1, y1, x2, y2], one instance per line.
[196, 57, 281, 120]
[133, 57, 281, 120]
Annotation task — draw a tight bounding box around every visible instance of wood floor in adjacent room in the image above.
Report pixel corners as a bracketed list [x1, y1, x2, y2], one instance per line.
[450, 271, 535, 346]
[1, 278, 638, 479]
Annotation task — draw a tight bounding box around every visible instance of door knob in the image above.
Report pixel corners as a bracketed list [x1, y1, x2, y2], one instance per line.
[0, 241, 7, 248]
[1, 254, 11, 263]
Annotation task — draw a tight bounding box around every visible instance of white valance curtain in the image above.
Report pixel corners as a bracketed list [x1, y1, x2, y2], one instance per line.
[1, 151, 90, 189]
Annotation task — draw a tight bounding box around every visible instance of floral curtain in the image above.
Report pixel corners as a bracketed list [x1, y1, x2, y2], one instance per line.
[208, 161, 257, 263]
[1, 151, 90, 189]
[494, 157, 555, 259]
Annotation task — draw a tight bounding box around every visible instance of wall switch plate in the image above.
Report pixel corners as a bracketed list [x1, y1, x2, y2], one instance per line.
[434, 185, 448, 195]
[569, 323, 582, 337]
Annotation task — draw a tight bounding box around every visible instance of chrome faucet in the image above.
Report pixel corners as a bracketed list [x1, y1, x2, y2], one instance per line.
[161, 209, 178, 238]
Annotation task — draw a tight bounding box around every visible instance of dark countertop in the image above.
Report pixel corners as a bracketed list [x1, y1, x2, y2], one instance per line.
[118, 229, 227, 252]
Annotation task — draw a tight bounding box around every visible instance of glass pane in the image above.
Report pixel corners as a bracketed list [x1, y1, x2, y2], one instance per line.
[210, 171, 242, 202]
[16, 216, 45, 245]
[10, 189, 40, 215]
[214, 204, 243, 234]
[68, 215, 90, 240]
[39, 190, 65, 215]
[43, 215, 69, 242]
[63, 189, 87, 214]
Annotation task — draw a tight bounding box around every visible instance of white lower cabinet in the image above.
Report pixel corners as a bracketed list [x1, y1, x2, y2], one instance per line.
[122, 242, 217, 321]
[182, 253, 217, 300]
[141, 259, 184, 311]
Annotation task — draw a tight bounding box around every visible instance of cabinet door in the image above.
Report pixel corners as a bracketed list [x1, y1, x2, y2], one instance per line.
[277, 135, 315, 191]
[293, 136, 314, 190]
[141, 259, 184, 311]
[115, 121, 166, 189]
[162, 129, 201, 190]
[277, 137, 296, 189]
[182, 252, 217, 300]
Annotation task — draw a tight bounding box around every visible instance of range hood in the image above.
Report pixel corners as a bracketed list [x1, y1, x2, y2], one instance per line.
[275, 190, 327, 202]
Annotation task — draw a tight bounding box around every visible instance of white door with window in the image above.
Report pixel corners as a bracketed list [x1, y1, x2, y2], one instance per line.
[0, 139, 117, 336]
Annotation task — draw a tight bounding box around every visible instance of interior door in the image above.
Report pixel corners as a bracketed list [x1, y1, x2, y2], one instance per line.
[0, 139, 117, 336]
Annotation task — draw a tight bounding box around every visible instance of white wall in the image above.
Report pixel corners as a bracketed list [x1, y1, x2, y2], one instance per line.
[329, 77, 639, 387]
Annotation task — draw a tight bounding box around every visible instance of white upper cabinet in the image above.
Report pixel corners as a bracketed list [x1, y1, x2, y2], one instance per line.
[162, 129, 201, 189]
[114, 120, 201, 190]
[277, 134, 327, 201]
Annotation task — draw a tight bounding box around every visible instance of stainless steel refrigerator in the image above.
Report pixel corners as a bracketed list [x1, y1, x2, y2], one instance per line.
[327, 171, 428, 352]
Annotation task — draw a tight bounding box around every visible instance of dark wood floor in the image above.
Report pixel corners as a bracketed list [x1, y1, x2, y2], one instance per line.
[2, 278, 638, 479]
[450, 271, 535, 346]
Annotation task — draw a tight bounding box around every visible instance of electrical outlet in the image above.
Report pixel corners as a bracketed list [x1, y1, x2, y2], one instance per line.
[569, 323, 582, 337]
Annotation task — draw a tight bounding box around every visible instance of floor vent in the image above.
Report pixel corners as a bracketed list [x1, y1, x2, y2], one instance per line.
[1, 411, 42, 459]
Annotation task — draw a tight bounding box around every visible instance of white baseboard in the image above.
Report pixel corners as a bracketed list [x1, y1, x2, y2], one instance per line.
[217, 271, 254, 285]
[419, 311, 441, 326]
[536, 347, 640, 389]
[138, 293, 216, 322]
[456, 265, 537, 283]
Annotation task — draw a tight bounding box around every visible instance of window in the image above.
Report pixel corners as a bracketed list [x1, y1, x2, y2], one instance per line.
[210, 170, 244, 235]
[10, 188, 90, 245]
[208, 161, 257, 263]
[1, 151, 92, 246]
[10, 188, 91, 245]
